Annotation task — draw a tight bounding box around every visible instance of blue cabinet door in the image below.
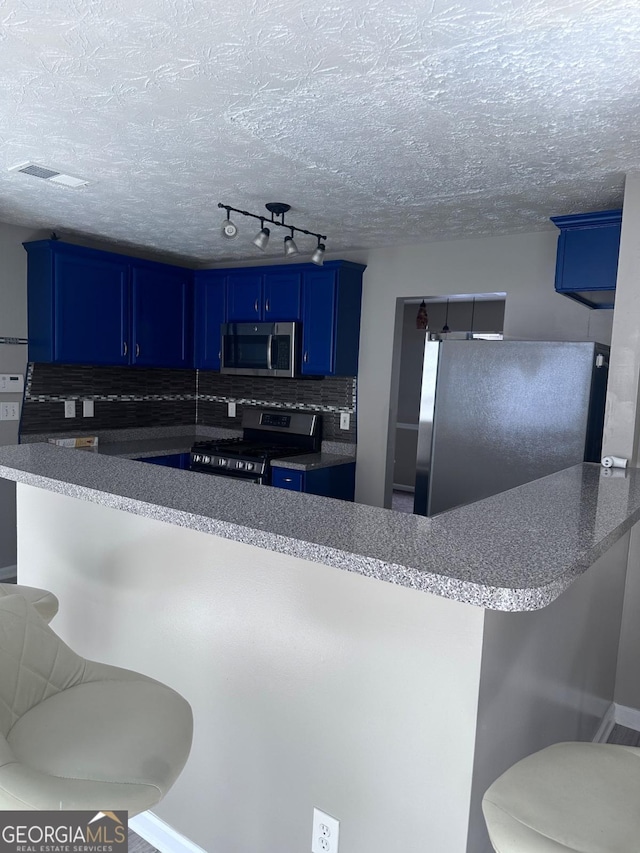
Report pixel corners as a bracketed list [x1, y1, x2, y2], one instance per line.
[272, 463, 356, 500]
[194, 271, 226, 369]
[301, 264, 363, 376]
[131, 264, 193, 368]
[301, 270, 336, 375]
[271, 468, 305, 491]
[551, 210, 622, 309]
[263, 272, 301, 321]
[53, 251, 129, 365]
[226, 273, 263, 321]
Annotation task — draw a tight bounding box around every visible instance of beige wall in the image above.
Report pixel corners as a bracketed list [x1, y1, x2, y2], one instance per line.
[0, 221, 42, 572]
[604, 171, 640, 711]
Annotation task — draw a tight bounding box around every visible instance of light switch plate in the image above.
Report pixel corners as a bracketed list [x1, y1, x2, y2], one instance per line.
[0, 373, 24, 393]
[340, 412, 350, 430]
[83, 400, 95, 418]
[0, 402, 20, 421]
[228, 401, 237, 418]
[64, 400, 76, 418]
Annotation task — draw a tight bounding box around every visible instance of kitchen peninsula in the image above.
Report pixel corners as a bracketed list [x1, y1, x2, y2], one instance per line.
[0, 443, 635, 853]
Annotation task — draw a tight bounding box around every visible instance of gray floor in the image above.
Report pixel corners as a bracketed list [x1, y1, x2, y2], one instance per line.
[392, 489, 415, 513]
[607, 723, 640, 746]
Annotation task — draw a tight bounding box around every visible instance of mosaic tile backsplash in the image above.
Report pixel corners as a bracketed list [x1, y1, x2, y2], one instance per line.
[21, 364, 356, 443]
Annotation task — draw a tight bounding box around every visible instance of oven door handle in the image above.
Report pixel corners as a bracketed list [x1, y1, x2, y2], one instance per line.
[266, 334, 274, 371]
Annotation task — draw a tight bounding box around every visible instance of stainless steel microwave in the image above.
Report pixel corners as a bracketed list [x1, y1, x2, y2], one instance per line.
[220, 322, 299, 377]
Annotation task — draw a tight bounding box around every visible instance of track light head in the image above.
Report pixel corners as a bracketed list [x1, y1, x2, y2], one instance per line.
[284, 230, 299, 257]
[221, 208, 238, 239]
[311, 242, 326, 266]
[252, 221, 270, 251]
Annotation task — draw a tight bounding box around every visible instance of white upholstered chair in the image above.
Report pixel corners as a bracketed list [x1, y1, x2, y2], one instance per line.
[0, 593, 193, 813]
[482, 741, 640, 852]
[0, 582, 58, 623]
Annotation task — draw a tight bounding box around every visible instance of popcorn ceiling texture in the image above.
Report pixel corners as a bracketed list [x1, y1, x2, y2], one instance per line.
[0, 0, 638, 263]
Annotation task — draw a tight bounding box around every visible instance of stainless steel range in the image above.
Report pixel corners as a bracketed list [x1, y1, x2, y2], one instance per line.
[190, 409, 321, 484]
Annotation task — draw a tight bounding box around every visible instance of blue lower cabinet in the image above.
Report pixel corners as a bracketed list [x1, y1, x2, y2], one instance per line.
[272, 463, 355, 501]
[136, 453, 190, 469]
[271, 468, 305, 491]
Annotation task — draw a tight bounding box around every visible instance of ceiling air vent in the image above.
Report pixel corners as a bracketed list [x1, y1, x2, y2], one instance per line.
[8, 162, 88, 188]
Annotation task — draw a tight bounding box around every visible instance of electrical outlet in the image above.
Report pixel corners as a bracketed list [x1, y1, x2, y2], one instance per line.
[228, 401, 236, 418]
[312, 809, 339, 853]
[340, 412, 350, 430]
[83, 399, 94, 418]
[64, 400, 76, 418]
[0, 402, 20, 421]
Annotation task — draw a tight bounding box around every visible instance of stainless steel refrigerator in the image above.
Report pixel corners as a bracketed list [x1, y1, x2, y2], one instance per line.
[413, 340, 609, 517]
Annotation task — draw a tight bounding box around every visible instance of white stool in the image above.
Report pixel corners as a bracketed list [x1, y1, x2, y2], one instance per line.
[0, 593, 193, 813]
[482, 741, 640, 852]
[0, 582, 59, 623]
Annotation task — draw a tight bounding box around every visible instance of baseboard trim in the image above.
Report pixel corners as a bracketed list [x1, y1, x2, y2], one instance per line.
[0, 564, 17, 581]
[592, 702, 616, 743]
[129, 811, 207, 853]
[613, 703, 640, 732]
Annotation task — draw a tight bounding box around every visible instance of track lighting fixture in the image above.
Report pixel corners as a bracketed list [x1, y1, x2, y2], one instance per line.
[218, 202, 327, 260]
[311, 238, 326, 266]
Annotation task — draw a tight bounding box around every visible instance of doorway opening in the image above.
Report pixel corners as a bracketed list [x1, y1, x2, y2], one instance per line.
[391, 293, 506, 514]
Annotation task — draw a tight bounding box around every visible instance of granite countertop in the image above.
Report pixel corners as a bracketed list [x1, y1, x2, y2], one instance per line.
[1, 442, 638, 613]
[271, 452, 355, 471]
[97, 435, 198, 459]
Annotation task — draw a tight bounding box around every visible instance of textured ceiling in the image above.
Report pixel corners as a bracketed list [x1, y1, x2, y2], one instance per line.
[0, 0, 638, 265]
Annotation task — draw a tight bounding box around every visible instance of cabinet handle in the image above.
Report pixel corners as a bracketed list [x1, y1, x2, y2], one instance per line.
[265, 298, 270, 313]
[254, 299, 259, 313]
[218, 350, 222, 360]
[303, 351, 308, 363]
[283, 478, 293, 483]
[123, 341, 128, 356]
[136, 343, 140, 357]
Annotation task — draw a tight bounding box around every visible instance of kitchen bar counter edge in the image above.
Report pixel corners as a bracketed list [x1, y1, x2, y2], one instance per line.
[1, 442, 637, 612]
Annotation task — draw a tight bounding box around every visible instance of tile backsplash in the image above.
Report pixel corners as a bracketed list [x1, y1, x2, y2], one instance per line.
[21, 365, 357, 443]
[197, 373, 356, 442]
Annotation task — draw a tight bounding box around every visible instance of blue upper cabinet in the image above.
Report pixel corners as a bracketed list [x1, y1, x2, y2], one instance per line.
[225, 269, 301, 322]
[263, 272, 301, 320]
[24, 240, 194, 367]
[193, 270, 226, 370]
[551, 210, 622, 309]
[131, 263, 192, 368]
[301, 262, 365, 376]
[225, 272, 264, 321]
[52, 250, 130, 365]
